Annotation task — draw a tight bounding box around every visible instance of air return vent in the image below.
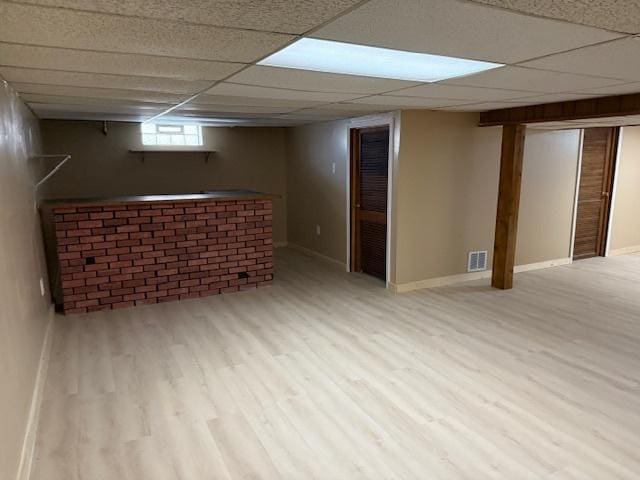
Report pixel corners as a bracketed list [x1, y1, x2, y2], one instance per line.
[468, 251, 488, 272]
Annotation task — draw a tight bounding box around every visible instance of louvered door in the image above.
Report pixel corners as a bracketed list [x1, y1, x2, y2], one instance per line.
[351, 126, 389, 281]
[573, 127, 618, 260]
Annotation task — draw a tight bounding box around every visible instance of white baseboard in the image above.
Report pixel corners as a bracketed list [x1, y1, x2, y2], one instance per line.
[390, 270, 492, 293]
[390, 257, 572, 293]
[514, 257, 572, 273]
[285, 242, 347, 269]
[608, 245, 640, 256]
[16, 305, 55, 480]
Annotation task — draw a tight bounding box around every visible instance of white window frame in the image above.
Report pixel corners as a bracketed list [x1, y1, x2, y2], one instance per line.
[141, 123, 203, 147]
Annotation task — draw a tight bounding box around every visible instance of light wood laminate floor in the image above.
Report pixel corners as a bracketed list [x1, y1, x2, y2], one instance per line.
[32, 249, 640, 480]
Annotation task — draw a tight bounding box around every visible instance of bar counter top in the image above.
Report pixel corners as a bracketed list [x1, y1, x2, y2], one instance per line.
[39, 189, 280, 209]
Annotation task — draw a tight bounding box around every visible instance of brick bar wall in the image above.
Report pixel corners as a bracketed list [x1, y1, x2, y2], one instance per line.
[53, 199, 273, 314]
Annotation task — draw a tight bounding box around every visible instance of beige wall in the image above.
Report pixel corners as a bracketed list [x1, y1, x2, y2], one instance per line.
[40, 121, 288, 244]
[394, 110, 502, 285]
[285, 119, 349, 263]
[285, 110, 581, 286]
[0, 81, 51, 480]
[610, 126, 640, 253]
[394, 111, 580, 286]
[516, 129, 581, 265]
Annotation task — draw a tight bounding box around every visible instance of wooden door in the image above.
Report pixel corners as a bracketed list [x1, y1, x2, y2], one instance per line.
[573, 127, 618, 260]
[351, 126, 389, 281]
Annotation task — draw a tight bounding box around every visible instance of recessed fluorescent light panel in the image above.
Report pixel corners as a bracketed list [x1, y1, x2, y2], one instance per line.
[258, 38, 503, 82]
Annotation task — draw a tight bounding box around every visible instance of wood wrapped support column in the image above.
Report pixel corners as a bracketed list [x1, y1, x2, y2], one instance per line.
[492, 124, 526, 290]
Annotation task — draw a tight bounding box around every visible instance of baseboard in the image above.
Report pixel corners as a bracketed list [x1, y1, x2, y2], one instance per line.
[390, 270, 492, 293]
[16, 305, 55, 480]
[608, 245, 640, 256]
[390, 257, 572, 293]
[285, 242, 347, 269]
[514, 257, 572, 273]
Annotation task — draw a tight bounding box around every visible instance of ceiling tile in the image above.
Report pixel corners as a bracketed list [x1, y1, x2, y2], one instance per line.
[27, 102, 168, 116]
[159, 115, 282, 126]
[571, 82, 640, 96]
[11, 83, 186, 104]
[520, 37, 640, 82]
[469, 0, 640, 34]
[18, 93, 173, 109]
[444, 66, 626, 93]
[278, 110, 350, 122]
[205, 82, 363, 102]
[20, 0, 362, 34]
[313, 0, 622, 64]
[32, 109, 159, 122]
[0, 2, 293, 62]
[349, 95, 470, 108]
[179, 103, 296, 114]
[294, 105, 390, 118]
[505, 92, 601, 103]
[435, 100, 538, 112]
[226, 65, 420, 94]
[313, 103, 389, 113]
[191, 94, 326, 109]
[0, 43, 245, 81]
[385, 84, 537, 101]
[173, 110, 276, 119]
[0, 67, 210, 95]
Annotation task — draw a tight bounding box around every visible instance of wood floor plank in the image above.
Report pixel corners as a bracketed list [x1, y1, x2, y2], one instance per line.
[30, 249, 640, 479]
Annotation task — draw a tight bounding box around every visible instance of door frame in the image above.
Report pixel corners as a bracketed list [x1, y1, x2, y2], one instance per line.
[569, 126, 621, 259]
[605, 127, 624, 256]
[346, 112, 399, 288]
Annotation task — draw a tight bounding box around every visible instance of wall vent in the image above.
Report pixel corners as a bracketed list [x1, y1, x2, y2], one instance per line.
[468, 251, 488, 272]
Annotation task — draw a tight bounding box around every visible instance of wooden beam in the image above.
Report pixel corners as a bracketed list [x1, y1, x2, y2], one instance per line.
[492, 124, 526, 290]
[479, 92, 640, 126]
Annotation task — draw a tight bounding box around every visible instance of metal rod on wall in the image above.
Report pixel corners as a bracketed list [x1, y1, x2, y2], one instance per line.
[34, 154, 71, 189]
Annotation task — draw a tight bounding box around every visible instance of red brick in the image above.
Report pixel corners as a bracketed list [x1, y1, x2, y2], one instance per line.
[79, 235, 104, 244]
[86, 276, 111, 286]
[87, 290, 110, 300]
[96, 255, 118, 264]
[128, 216, 151, 224]
[111, 273, 133, 282]
[135, 285, 156, 293]
[63, 213, 89, 221]
[117, 225, 140, 233]
[106, 233, 129, 241]
[90, 211, 114, 220]
[78, 219, 103, 229]
[146, 290, 169, 299]
[66, 228, 92, 237]
[104, 218, 127, 227]
[100, 296, 123, 305]
[136, 298, 157, 305]
[109, 261, 131, 270]
[158, 295, 179, 303]
[56, 199, 274, 313]
[76, 299, 99, 308]
[115, 210, 138, 218]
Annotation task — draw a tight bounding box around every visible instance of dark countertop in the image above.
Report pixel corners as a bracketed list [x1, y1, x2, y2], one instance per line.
[39, 190, 280, 209]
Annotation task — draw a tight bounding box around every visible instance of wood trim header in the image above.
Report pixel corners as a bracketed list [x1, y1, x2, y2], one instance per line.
[479, 92, 640, 126]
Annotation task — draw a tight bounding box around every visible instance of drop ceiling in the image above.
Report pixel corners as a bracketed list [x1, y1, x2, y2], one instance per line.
[1, 0, 640, 126]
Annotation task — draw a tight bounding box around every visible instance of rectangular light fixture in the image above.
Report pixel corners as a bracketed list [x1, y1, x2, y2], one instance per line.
[258, 38, 503, 83]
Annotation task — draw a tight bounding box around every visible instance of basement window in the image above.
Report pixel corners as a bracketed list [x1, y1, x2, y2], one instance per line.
[141, 123, 203, 146]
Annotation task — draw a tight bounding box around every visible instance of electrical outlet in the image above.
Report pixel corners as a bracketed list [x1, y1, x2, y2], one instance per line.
[39, 277, 45, 296]
[332, 162, 336, 174]
[316, 224, 321, 236]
